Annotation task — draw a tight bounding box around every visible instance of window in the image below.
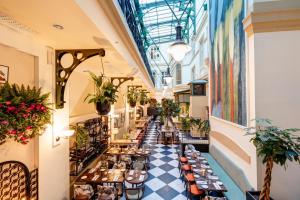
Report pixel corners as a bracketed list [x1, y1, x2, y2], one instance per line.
[191, 65, 195, 80]
[150, 46, 160, 60]
[176, 64, 182, 85]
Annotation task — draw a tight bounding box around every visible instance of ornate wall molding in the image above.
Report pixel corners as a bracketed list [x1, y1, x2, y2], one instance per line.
[210, 131, 251, 164]
[243, 9, 300, 37]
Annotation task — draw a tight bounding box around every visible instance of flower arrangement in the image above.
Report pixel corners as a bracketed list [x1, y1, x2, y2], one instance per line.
[0, 83, 51, 145]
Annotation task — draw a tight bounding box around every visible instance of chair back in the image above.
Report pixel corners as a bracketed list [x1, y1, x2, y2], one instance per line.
[0, 161, 31, 200]
[125, 186, 144, 200]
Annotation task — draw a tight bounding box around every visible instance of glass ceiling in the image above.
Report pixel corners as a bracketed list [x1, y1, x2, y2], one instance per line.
[135, 0, 196, 49]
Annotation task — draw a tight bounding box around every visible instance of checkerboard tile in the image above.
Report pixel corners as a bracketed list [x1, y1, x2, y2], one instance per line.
[141, 122, 186, 200]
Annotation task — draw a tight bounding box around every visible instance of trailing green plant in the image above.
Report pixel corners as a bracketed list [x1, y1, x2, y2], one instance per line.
[246, 119, 300, 200]
[71, 124, 89, 148]
[127, 88, 139, 107]
[139, 90, 149, 105]
[84, 71, 118, 104]
[0, 83, 51, 144]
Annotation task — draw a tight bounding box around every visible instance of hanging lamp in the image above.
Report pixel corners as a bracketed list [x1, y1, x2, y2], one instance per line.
[164, 67, 172, 85]
[167, 25, 191, 62]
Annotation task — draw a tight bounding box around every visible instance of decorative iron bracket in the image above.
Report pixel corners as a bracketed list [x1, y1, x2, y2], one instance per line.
[111, 77, 134, 89]
[127, 85, 142, 91]
[55, 49, 105, 109]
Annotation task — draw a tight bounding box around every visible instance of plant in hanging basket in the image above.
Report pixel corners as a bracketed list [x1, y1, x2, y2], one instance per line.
[0, 83, 51, 145]
[127, 88, 139, 108]
[246, 119, 300, 200]
[84, 71, 118, 115]
[139, 90, 149, 105]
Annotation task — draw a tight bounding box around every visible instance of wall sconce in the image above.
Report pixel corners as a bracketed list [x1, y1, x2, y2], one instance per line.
[56, 128, 75, 142]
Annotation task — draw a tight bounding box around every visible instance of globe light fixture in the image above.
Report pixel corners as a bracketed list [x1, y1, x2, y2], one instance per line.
[167, 25, 191, 62]
[164, 67, 172, 84]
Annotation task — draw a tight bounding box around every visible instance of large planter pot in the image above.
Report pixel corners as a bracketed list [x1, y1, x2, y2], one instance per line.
[96, 101, 111, 115]
[129, 101, 136, 108]
[246, 191, 274, 200]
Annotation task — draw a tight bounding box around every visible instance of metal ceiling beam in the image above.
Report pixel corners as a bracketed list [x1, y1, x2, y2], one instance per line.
[140, 0, 190, 9]
[146, 18, 188, 28]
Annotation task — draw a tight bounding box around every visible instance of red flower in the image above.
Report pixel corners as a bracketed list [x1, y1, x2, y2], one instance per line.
[5, 101, 11, 105]
[8, 130, 17, 135]
[1, 120, 9, 125]
[7, 106, 16, 112]
[22, 114, 30, 118]
[20, 102, 26, 109]
[26, 126, 33, 130]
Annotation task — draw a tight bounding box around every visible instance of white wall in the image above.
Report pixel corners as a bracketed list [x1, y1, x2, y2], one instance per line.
[254, 30, 300, 200]
[0, 44, 37, 171]
[0, 24, 70, 200]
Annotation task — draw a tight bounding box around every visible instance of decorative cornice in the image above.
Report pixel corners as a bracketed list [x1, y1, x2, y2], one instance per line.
[210, 131, 251, 164]
[243, 9, 300, 37]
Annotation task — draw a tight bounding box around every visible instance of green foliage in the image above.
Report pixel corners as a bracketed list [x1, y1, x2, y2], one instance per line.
[139, 90, 149, 105]
[127, 88, 139, 105]
[180, 117, 191, 131]
[161, 98, 180, 118]
[246, 119, 300, 168]
[0, 83, 51, 144]
[70, 124, 88, 148]
[84, 71, 118, 104]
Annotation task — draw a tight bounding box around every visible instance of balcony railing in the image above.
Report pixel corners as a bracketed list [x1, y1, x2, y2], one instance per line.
[117, 0, 155, 85]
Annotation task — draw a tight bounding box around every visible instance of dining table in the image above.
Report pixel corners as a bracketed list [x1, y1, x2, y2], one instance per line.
[185, 150, 227, 192]
[125, 169, 148, 186]
[77, 168, 125, 185]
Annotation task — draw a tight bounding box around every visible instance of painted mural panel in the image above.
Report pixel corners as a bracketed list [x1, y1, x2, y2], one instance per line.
[209, 0, 247, 126]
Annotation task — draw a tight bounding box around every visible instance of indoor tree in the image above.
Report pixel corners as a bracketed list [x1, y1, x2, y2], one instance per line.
[161, 98, 180, 128]
[246, 119, 300, 200]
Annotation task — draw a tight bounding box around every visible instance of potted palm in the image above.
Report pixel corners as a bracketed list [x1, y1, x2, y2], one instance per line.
[84, 71, 118, 115]
[139, 90, 149, 105]
[127, 88, 139, 108]
[180, 117, 191, 132]
[246, 119, 300, 200]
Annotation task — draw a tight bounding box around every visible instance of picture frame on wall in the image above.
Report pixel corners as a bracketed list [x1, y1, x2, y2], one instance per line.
[0, 65, 9, 84]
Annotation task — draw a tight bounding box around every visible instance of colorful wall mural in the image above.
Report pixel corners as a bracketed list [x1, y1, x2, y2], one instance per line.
[209, 0, 247, 126]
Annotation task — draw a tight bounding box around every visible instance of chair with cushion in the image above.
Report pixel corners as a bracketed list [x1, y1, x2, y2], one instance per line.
[132, 161, 146, 171]
[186, 183, 205, 200]
[74, 183, 94, 200]
[124, 186, 145, 200]
[97, 185, 117, 200]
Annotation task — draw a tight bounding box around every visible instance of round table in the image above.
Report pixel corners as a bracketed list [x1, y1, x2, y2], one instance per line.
[125, 170, 148, 186]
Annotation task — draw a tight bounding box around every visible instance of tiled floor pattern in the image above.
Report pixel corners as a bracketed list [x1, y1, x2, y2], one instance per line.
[141, 122, 187, 200]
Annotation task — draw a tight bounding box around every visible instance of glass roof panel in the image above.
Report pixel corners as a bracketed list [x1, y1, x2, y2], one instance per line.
[135, 0, 196, 48]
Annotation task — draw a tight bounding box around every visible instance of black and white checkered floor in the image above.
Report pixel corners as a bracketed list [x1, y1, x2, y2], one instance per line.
[136, 122, 187, 200]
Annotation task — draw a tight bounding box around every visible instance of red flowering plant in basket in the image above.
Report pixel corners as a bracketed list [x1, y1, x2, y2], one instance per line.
[0, 83, 51, 145]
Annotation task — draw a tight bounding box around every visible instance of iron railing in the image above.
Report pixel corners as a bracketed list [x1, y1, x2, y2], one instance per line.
[117, 0, 155, 85]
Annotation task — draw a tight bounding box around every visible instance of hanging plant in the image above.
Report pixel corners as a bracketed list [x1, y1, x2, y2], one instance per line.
[139, 90, 149, 105]
[0, 83, 51, 145]
[84, 71, 118, 115]
[127, 88, 139, 108]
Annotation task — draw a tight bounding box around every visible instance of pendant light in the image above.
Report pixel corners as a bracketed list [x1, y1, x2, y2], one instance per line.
[167, 25, 191, 62]
[164, 67, 172, 84]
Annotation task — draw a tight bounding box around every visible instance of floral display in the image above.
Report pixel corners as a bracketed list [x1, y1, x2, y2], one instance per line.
[0, 83, 51, 144]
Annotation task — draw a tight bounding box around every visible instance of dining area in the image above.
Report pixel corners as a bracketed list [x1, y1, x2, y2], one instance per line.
[74, 143, 151, 200]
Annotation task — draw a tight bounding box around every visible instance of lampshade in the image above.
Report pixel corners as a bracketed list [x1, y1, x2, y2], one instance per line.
[167, 25, 191, 62]
[62, 129, 75, 137]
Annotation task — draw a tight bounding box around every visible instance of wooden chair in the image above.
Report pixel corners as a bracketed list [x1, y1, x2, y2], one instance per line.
[124, 186, 145, 200]
[186, 182, 205, 200]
